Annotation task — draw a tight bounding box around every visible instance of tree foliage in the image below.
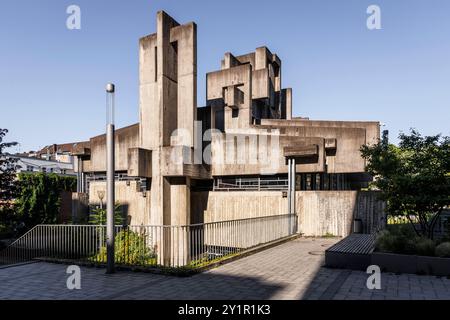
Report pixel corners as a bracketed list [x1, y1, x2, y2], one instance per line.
[0, 129, 19, 235]
[89, 203, 125, 226]
[0, 129, 18, 207]
[361, 129, 450, 239]
[14, 172, 76, 228]
[93, 229, 156, 266]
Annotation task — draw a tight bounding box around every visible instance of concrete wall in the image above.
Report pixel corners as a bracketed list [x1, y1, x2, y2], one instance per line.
[297, 191, 353, 236]
[71, 192, 89, 223]
[191, 190, 385, 237]
[210, 132, 326, 176]
[58, 191, 73, 223]
[192, 191, 288, 223]
[89, 181, 151, 226]
[84, 186, 384, 238]
[88, 124, 139, 173]
[207, 64, 253, 129]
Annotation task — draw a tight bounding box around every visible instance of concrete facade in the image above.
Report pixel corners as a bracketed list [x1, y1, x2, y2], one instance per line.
[73, 11, 381, 241]
[191, 191, 385, 237]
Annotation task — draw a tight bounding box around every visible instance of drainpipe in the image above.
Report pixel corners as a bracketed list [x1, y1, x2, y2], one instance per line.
[287, 158, 297, 234]
[287, 158, 296, 215]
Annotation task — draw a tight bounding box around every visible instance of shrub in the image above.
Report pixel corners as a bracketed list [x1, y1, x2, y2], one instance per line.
[376, 226, 418, 254]
[376, 227, 436, 256]
[93, 229, 157, 266]
[376, 230, 395, 252]
[414, 237, 435, 256]
[323, 232, 336, 238]
[386, 223, 417, 238]
[0, 224, 12, 240]
[435, 242, 450, 258]
[89, 204, 124, 225]
[114, 230, 156, 265]
[14, 173, 76, 228]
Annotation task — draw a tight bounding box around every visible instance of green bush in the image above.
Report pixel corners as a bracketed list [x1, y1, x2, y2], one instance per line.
[386, 223, 417, 238]
[376, 226, 436, 256]
[89, 204, 124, 225]
[14, 173, 76, 228]
[93, 229, 157, 266]
[375, 230, 395, 252]
[0, 224, 12, 240]
[415, 237, 436, 256]
[435, 242, 450, 258]
[376, 225, 418, 254]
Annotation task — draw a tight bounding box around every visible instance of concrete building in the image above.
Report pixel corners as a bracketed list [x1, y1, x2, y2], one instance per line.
[73, 11, 383, 241]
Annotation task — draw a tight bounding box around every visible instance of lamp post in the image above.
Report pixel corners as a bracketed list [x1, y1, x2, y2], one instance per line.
[97, 190, 105, 210]
[106, 83, 115, 274]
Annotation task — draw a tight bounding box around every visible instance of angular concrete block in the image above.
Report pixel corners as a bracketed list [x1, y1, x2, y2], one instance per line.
[127, 147, 152, 177]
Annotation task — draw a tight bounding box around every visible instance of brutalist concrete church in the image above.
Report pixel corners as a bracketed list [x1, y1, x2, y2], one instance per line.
[72, 11, 385, 240]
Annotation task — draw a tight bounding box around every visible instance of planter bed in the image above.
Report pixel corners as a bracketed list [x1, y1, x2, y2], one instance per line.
[371, 252, 450, 276]
[325, 234, 450, 276]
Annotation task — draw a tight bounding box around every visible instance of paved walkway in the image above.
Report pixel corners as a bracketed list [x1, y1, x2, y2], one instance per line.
[1, 237, 450, 300]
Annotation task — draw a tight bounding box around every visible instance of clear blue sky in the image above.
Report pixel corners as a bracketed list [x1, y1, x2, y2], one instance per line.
[1, 0, 449, 152]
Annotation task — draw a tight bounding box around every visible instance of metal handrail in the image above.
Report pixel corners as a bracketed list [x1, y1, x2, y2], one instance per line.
[0, 214, 298, 268]
[6, 225, 40, 248]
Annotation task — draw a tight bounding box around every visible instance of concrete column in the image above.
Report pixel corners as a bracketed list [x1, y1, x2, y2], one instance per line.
[285, 88, 292, 120]
[169, 177, 191, 266]
[287, 158, 296, 215]
[140, 11, 197, 267]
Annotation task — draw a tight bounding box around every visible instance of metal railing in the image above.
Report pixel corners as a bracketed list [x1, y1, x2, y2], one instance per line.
[386, 213, 450, 238]
[214, 177, 289, 191]
[0, 214, 298, 268]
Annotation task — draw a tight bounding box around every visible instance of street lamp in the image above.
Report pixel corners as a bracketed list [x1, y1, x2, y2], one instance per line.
[106, 83, 115, 274]
[97, 190, 105, 210]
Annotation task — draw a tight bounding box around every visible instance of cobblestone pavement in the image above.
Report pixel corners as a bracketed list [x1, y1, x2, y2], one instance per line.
[1, 237, 450, 300]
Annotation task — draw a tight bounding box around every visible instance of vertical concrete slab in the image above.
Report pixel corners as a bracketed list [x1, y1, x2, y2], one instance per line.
[139, 34, 158, 150]
[169, 177, 191, 266]
[157, 11, 179, 147]
[139, 11, 197, 266]
[285, 88, 292, 120]
[255, 47, 269, 70]
[170, 22, 197, 148]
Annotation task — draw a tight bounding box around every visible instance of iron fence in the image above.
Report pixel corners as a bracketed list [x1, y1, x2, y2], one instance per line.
[0, 214, 297, 268]
[214, 177, 289, 191]
[387, 213, 450, 238]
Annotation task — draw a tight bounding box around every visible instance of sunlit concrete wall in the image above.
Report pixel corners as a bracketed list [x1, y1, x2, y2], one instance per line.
[89, 181, 151, 226]
[297, 191, 385, 236]
[191, 190, 385, 237]
[192, 191, 288, 223]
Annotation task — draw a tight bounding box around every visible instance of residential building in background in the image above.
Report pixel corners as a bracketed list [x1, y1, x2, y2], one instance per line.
[12, 155, 75, 176]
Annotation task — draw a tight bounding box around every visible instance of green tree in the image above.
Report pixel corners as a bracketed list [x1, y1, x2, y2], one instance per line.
[361, 129, 450, 239]
[89, 203, 125, 225]
[0, 129, 19, 236]
[15, 172, 76, 228]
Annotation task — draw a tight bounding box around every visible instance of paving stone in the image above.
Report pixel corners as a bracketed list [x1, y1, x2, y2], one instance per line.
[1, 237, 450, 300]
